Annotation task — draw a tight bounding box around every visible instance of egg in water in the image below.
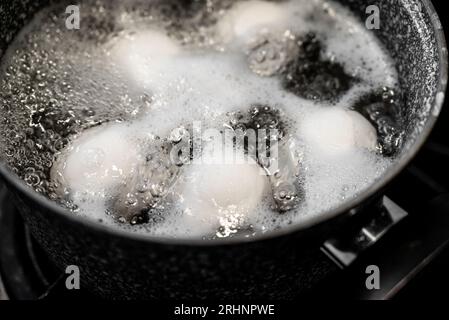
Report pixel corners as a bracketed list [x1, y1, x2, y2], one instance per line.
[301, 108, 378, 157]
[106, 30, 181, 87]
[217, 0, 289, 43]
[175, 138, 269, 237]
[51, 123, 142, 197]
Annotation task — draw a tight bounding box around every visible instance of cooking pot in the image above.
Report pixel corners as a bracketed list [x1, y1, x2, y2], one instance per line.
[0, 0, 447, 299]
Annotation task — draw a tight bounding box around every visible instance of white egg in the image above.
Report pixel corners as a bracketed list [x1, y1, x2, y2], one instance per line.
[106, 30, 181, 86]
[177, 140, 268, 236]
[217, 0, 288, 43]
[51, 123, 141, 196]
[301, 108, 378, 156]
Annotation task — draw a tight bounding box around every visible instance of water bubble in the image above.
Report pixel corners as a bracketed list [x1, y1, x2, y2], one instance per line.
[24, 172, 41, 186]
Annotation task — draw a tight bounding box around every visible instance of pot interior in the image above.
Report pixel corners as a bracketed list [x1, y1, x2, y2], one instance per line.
[0, 0, 446, 238]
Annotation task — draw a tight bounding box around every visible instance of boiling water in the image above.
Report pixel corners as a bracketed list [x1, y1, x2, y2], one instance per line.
[0, 0, 404, 239]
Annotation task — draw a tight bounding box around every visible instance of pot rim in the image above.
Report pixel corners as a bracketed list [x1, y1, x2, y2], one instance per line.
[0, 0, 447, 247]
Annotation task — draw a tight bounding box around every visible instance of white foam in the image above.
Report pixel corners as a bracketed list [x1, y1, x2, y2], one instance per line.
[118, 52, 311, 137]
[280, 0, 397, 87]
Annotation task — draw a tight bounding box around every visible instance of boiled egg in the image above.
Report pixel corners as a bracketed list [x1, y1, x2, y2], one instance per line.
[301, 108, 378, 156]
[106, 30, 181, 86]
[177, 139, 268, 236]
[51, 123, 141, 196]
[217, 0, 289, 43]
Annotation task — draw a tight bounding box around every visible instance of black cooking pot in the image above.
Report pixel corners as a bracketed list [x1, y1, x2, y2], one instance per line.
[0, 0, 447, 299]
